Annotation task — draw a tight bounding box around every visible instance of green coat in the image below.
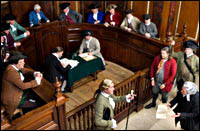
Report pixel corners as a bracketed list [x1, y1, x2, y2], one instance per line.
[94, 93, 126, 130]
[170, 46, 199, 88]
[10, 21, 27, 41]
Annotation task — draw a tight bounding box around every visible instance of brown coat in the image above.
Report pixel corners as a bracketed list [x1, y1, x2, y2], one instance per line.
[1, 65, 38, 119]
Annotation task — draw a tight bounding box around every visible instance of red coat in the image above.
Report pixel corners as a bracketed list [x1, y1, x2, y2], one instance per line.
[104, 11, 123, 27]
[150, 55, 177, 92]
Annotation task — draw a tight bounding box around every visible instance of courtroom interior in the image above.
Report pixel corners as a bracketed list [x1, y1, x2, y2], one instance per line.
[1, 1, 199, 130]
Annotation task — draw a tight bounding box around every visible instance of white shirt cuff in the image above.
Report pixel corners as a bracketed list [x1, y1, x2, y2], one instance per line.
[47, 20, 50, 23]
[125, 94, 131, 103]
[14, 42, 17, 47]
[30, 24, 33, 27]
[111, 119, 117, 128]
[35, 77, 41, 85]
[23, 32, 27, 37]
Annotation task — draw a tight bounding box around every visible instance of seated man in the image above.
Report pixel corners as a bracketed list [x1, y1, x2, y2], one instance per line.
[1, 23, 21, 51]
[79, 30, 105, 65]
[29, 4, 50, 27]
[1, 51, 43, 120]
[58, 3, 82, 23]
[139, 14, 158, 38]
[104, 4, 123, 27]
[87, 3, 105, 24]
[4, 14, 30, 41]
[43, 46, 72, 92]
[120, 9, 141, 33]
[145, 47, 177, 109]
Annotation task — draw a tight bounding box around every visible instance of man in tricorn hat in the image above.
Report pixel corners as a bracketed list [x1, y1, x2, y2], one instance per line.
[87, 3, 105, 24]
[170, 40, 199, 106]
[139, 14, 158, 38]
[58, 2, 82, 23]
[1, 51, 43, 120]
[93, 79, 136, 130]
[78, 30, 105, 65]
[4, 14, 30, 41]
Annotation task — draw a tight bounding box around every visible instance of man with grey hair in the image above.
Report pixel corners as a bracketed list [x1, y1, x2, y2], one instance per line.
[29, 4, 50, 27]
[168, 81, 199, 130]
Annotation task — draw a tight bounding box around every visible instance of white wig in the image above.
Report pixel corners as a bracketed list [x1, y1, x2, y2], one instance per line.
[34, 4, 41, 10]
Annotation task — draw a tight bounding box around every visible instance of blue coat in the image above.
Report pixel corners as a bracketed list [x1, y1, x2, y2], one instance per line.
[87, 11, 105, 24]
[29, 10, 49, 26]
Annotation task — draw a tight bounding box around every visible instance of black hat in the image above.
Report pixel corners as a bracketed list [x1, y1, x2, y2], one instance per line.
[88, 3, 100, 9]
[1, 23, 10, 32]
[1, 31, 6, 37]
[60, 3, 70, 10]
[4, 14, 17, 21]
[143, 14, 151, 20]
[125, 9, 133, 15]
[9, 51, 27, 61]
[183, 40, 199, 49]
[81, 30, 93, 37]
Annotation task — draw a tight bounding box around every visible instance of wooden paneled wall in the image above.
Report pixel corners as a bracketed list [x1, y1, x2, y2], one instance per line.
[1, 1, 199, 42]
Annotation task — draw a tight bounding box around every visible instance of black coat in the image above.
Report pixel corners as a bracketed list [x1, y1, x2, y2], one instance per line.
[44, 54, 71, 83]
[170, 92, 199, 130]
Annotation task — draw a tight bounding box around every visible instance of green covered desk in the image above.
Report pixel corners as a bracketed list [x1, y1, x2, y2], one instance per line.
[67, 56, 105, 89]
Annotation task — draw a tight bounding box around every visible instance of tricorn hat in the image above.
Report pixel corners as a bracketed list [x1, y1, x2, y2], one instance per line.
[88, 3, 100, 9]
[4, 14, 17, 21]
[9, 51, 27, 61]
[143, 14, 151, 20]
[99, 79, 114, 91]
[1, 23, 10, 32]
[60, 3, 70, 10]
[182, 40, 199, 49]
[106, 4, 117, 12]
[125, 9, 133, 15]
[81, 30, 93, 37]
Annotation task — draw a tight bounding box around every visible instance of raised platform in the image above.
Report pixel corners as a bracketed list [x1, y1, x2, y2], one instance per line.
[64, 61, 135, 112]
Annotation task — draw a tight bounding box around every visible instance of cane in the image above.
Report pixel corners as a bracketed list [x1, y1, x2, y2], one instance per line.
[125, 90, 134, 130]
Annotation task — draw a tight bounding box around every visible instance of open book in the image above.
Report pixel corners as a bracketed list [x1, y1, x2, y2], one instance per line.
[156, 104, 168, 119]
[60, 58, 79, 69]
[79, 53, 96, 61]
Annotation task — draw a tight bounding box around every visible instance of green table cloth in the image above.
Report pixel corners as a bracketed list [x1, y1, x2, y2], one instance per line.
[67, 56, 105, 89]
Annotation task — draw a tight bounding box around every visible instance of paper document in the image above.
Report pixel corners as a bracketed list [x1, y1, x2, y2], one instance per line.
[79, 53, 96, 61]
[60, 58, 79, 69]
[156, 104, 168, 119]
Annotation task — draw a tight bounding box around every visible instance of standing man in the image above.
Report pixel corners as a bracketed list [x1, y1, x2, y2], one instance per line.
[4, 14, 30, 41]
[87, 3, 105, 24]
[93, 79, 136, 130]
[145, 47, 177, 109]
[58, 3, 82, 23]
[79, 30, 105, 65]
[139, 14, 158, 38]
[169, 40, 199, 105]
[1, 51, 43, 120]
[120, 9, 141, 33]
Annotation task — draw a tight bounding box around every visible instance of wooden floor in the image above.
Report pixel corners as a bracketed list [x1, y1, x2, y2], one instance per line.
[64, 61, 134, 112]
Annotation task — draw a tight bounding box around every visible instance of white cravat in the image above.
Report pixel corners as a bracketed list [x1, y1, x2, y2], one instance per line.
[127, 15, 133, 24]
[10, 24, 16, 32]
[86, 37, 92, 49]
[187, 53, 194, 58]
[93, 12, 98, 21]
[11, 65, 24, 81]
[37, 13, 41, 21]
[101, 92, 115, 109]
[110, 14, 114, 21]
[145, 22, 151, 26]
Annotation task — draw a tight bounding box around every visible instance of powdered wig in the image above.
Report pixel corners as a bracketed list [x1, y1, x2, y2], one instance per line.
[34, 4, 41, 10]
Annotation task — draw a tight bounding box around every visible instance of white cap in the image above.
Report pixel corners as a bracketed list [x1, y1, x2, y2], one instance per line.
[34, 4, 41, 10]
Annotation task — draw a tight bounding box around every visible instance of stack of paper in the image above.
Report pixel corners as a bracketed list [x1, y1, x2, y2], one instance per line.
[60, 58, 79, 69]
[79, 53, 96, 61]
[156, 104, 168, 119]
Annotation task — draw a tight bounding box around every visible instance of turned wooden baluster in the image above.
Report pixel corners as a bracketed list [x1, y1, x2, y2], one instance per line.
[53, 77, 62, 96]
[78, 111, 82, 130]
[82, 109, 86, 130]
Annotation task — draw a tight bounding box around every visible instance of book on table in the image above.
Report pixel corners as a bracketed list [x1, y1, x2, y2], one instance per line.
[79, 53, 97, 61]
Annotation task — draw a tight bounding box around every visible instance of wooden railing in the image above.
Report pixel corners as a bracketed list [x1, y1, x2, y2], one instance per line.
[64, 68, 151, 130]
